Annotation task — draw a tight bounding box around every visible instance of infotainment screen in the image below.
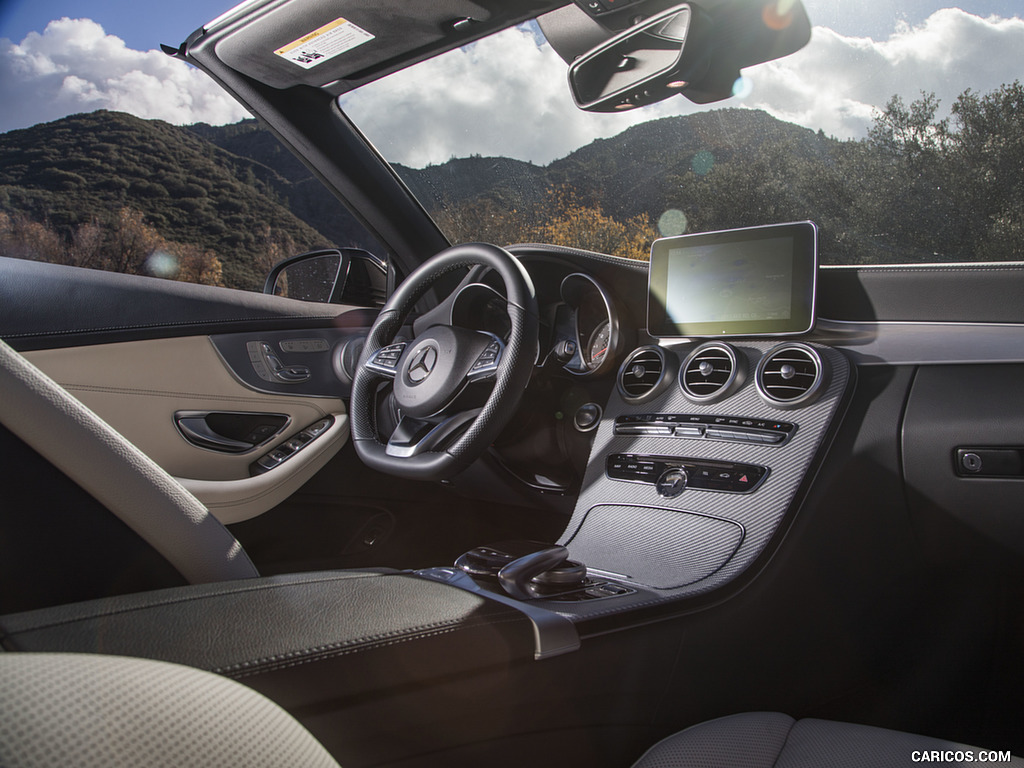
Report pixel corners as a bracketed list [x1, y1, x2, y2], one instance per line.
[647, 221, 817, 337]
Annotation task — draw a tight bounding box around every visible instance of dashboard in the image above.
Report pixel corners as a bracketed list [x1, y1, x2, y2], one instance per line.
[204, 228, 851, 615]
[423, 225, 849, 618]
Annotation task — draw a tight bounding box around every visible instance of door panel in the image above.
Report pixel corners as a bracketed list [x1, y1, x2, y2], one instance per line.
[25, 336, 348, 523]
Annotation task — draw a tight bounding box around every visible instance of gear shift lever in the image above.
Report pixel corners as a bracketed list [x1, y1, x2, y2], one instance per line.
[497, 545, 570, 600]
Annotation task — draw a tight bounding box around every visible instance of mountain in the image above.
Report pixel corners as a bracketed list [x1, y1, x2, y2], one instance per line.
[0, 107, 845, 287]
[6, 94, 1006, 279]
[0, 111, 341, 289]
[384, 108, 837, 225]
[186, 119, 377, 252]
[548, 109, 838, 220]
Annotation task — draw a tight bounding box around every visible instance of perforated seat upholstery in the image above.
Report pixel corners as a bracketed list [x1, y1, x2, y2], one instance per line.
[632, 712, 1024, 768]
[0, 653, 340, 768]
[5, 655, 1022, 768]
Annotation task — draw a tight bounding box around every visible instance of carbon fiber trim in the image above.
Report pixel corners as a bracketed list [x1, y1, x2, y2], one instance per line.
[565, 505, 743, 589]
[550, 341, 850, 617]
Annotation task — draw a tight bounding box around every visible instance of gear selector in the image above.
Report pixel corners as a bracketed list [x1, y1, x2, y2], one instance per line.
[454, 540, 630, 602]
[497, 546, 575, 600]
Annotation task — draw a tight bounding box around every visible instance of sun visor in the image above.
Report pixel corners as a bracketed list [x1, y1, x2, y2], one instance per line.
[214, 0, 494, 89]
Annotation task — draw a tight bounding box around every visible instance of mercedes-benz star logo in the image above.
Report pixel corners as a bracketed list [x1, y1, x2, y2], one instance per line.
[407, 345, 438, 384]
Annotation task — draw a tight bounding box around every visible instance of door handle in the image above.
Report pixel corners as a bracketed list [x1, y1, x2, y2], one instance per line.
[175, 411, 289, 454]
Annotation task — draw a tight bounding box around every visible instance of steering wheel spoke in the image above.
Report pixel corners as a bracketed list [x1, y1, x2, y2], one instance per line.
[364, 341, 407, 379]
[385, 410, 482, 458]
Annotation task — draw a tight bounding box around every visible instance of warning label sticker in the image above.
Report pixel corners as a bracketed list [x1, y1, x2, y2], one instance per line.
[274, 17, 374, 69]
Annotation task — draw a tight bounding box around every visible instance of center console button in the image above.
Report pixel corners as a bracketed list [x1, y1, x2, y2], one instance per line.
[655, 468, 688, 498]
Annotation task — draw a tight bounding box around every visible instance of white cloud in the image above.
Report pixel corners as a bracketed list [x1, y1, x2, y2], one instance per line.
[341, 24, 699, 168]
[0, 17, 248, 132]
[343, 9, 1024, 166]
[745, 8, 1024, 139]
[3, 9, 1020, 158]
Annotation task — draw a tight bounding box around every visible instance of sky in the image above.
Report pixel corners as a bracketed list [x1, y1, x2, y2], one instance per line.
[1, 0, 1022, 166]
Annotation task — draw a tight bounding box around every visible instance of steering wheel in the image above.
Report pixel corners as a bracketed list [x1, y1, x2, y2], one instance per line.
[350, 243, 538, 481]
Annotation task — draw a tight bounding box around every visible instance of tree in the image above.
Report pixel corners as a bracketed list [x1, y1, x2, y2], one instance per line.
[105, 207, 166, 275]
[0, 211, 64, 264]
[948, 82, 1024, 260]
[170, 242, 225, 287]
[540, 187, 656, 261]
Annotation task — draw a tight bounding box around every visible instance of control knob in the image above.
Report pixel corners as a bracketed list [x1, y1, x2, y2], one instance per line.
[655, 467, 688, 498]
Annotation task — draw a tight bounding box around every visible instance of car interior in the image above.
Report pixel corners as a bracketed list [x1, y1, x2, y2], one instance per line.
[2, 0, 1024, 766]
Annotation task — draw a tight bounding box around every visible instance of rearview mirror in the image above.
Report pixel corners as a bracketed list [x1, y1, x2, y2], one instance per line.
[568, 5, 711, 112]
[549, 0, 812, 111]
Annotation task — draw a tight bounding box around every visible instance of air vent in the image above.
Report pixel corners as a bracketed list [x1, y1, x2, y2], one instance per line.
[617, 346, 669, 403]
[756, 343, 826, 407]
[679, 342, 740, 402]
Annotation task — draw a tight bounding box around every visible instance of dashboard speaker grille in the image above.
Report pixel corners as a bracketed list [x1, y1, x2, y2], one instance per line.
[756, 344, 824, 406]
[618, 347, 666, 402]
[680, 343, 738, 402]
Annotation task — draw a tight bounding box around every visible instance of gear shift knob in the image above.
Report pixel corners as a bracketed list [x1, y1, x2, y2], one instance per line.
[498, 546, 569, 600]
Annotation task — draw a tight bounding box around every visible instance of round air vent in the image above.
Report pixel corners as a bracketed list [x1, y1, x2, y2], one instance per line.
[679, 342, 740, 402]
[756, 343, 826, 407]
[617, 346, 670, 403]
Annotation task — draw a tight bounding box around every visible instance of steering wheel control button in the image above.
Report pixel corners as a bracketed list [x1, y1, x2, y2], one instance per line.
[366, 342, 407, 376]
[655, 468, 688, 497]
[573, 403, 602, 432]
[606, 453, 768, 494]
[469, 337, 504, 378]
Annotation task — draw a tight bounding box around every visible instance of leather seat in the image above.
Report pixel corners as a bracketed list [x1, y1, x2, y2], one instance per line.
[0, 653, 339, 768]
[632, 712, 1024, 767]
[3, 654, 1022, 767]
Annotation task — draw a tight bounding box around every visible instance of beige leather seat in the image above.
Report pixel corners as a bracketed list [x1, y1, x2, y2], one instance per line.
[3, 653, 1021, 768]
[0, 653, 338, 768]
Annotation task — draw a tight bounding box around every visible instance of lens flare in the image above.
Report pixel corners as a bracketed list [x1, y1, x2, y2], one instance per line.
[658, 209, 688, 236]
[732, 76, 753, 99]
[762, 0, 794, 31]
[691, 150, 715, 176]
[145, 251, 178, 278]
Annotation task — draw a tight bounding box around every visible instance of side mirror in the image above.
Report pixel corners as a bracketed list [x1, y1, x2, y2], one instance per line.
[264, 248, 389, 307]
[568, 5, 711, 113]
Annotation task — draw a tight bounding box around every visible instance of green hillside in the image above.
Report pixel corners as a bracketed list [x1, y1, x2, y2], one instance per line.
[186, 119, 378, 251]
[0, 111, 334, 290]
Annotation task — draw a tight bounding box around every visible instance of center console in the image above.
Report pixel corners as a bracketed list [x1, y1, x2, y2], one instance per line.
[428, 224, 852, 626]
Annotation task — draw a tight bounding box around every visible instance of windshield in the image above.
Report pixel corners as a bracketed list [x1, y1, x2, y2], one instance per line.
[341, 5, 1024, 266]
